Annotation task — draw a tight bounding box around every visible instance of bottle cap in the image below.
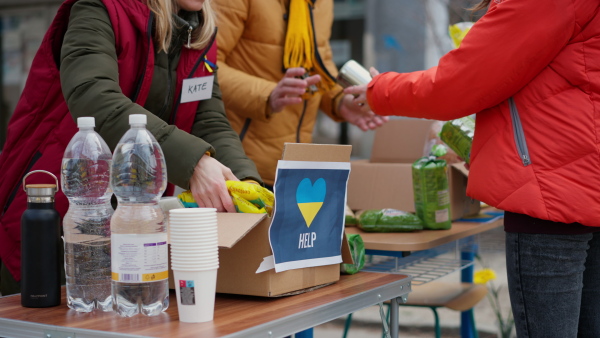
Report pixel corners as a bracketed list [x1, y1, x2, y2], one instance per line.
[129, 114, 147, 125]
[22, 170, 59, 199]
[25, 184, 57, 198]
[77, 117, 95, 128]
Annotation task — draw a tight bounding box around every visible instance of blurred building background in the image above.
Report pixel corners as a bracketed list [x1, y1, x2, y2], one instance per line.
[0, 0, 481, 154]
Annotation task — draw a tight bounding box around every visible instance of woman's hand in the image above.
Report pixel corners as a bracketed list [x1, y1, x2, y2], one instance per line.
[340, 67, 386, 130]
[189, 155, 239, 213]
[342, 67, 380, 114]
[338, 93, 388, 131]
[269, 67, 320, 113]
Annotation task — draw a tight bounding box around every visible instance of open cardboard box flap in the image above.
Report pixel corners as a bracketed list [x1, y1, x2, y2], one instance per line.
[370, 118, 436, 163]
[370, 119, 470, 179]
[216, 213, 267, 249]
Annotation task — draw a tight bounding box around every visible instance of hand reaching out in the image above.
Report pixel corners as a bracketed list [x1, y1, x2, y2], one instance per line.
[269, 67, 320, 113]
[342, 67, 380, 113]
[339, 94, 388, 131]
[189, 155, 239, 213]
[339, 67, 387, 131]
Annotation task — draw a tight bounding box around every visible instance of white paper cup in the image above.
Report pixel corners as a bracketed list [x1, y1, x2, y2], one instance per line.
[171, 257, 218, 263]
[169, 222, 217, 228]
[169, 234, 219, 243]
[170, 247, 218, 254]
[169, 231, 218, 237]
[170, 252, 218, 259]
[170, 208, 217, 216]
[170, 241, 218, 246]
[169, 222, 217, 229]
[171, 256, 219, 263]
[169, 227, 217, 233]
[171, 243, 219, 254]
[169, 216, 217, 222]
[171, 264, 219, 272]
[171, 259, 219, 266]
[171, 250, 219, 260]
[169, 242, 218, 248]
[169, 242, 218, 249]
[173, 269, 218, 323]
[170, 233, 215, 240]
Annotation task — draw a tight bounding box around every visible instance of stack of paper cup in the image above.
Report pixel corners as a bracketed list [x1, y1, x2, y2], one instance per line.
[169, 208, 218, 323]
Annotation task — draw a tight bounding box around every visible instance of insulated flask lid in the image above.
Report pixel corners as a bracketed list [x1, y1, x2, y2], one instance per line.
[22, 170, 59, 199]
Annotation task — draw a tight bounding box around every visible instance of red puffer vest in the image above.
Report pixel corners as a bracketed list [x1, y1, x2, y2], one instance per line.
[0, 0, 217, 281]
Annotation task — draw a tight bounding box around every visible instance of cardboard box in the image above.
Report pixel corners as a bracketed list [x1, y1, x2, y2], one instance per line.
[347, 118, 480, 220]
[169, 143, 354, 297]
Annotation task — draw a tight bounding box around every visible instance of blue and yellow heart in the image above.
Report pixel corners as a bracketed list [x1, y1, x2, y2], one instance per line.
[296, 178, 326, 227]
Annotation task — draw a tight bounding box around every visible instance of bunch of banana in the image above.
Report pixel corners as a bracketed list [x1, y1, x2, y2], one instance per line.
[226, 181, 274, 215]
[176, 181, 275, 215]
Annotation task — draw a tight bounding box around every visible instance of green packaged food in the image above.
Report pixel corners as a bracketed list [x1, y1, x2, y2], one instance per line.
[345, 215, 358, 226]
[412, 157, 452, 230]
[357, 209, 423, 232]
[345, 204, 357, 226]
[340, 234, 365, 275]
[440, 116, 475, 163]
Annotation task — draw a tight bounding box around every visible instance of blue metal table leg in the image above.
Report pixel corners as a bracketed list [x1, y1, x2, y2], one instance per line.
[461, 250, 475, 338]
[294, 328, 313, 338]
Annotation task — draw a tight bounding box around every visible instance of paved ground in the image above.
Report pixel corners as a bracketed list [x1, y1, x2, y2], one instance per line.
[312, 226, 512, 338]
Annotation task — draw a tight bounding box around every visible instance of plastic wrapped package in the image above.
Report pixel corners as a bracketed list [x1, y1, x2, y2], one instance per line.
[340, 234, 365, 275]
[345, 204, 357, 226]
[423, 121, 462, 164]
[412, 156, 452, 230]
[357, 209, 423, 232]
[440, 116, 475, 164]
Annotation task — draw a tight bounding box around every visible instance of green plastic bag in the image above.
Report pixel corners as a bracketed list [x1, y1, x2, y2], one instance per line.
[440, 116, 475, 163]
[357, 209, 423, 232]
[412, 156, 452, 230]
[341, 234, 365, 275]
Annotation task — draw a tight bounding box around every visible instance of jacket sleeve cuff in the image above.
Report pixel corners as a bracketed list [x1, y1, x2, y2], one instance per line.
[320, 85, 345, 122]
[161, 128, 214, 189]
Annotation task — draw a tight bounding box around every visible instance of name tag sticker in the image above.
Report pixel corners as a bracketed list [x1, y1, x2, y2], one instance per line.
[181, 76, 214, 103]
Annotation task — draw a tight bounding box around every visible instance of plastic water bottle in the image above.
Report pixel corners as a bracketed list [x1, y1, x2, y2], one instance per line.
[61, 117, 113, 312]
[110, 114, 169, 317]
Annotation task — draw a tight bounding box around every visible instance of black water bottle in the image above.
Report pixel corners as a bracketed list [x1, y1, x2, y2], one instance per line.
[21, 170, 61, 308]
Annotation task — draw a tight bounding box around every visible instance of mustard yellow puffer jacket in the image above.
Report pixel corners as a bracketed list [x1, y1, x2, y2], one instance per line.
[214, 0, 344, 186]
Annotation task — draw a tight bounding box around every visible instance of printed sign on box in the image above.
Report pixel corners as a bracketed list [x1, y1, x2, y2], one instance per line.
[269, 160, 351, 272]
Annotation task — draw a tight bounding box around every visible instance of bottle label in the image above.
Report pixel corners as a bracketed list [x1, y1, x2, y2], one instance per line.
[111, 233, 168, 283]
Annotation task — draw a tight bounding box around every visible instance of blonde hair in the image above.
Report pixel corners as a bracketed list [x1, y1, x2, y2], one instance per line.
[146, 0, 216, 53]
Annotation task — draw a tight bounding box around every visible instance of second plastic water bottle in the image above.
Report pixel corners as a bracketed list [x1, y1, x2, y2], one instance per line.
[61, 117, 113, 312]
[110, 114, 169, 317]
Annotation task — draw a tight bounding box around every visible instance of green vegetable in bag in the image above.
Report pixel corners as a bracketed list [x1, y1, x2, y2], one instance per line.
[357, 209, 423, 232]
[412, 155, 452, 230]
[341, 234, 365, 275]
[440, 116, 475, 163]
[345, 204, 357, 226]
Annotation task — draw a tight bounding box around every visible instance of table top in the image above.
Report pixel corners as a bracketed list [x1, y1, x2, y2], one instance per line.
[345, 213, 504, 252]
[0, 272, 411, 338]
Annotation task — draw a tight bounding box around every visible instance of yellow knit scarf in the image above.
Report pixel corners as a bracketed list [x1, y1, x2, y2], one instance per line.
[283, 0, 336, 95]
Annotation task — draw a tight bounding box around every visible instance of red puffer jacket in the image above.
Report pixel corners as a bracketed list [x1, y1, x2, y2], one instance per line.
[0, 0, 216, 281]
[367, 0, 600, 227]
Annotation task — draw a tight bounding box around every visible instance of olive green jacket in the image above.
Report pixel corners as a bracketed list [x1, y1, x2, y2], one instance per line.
[60, 0, 261, 189]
